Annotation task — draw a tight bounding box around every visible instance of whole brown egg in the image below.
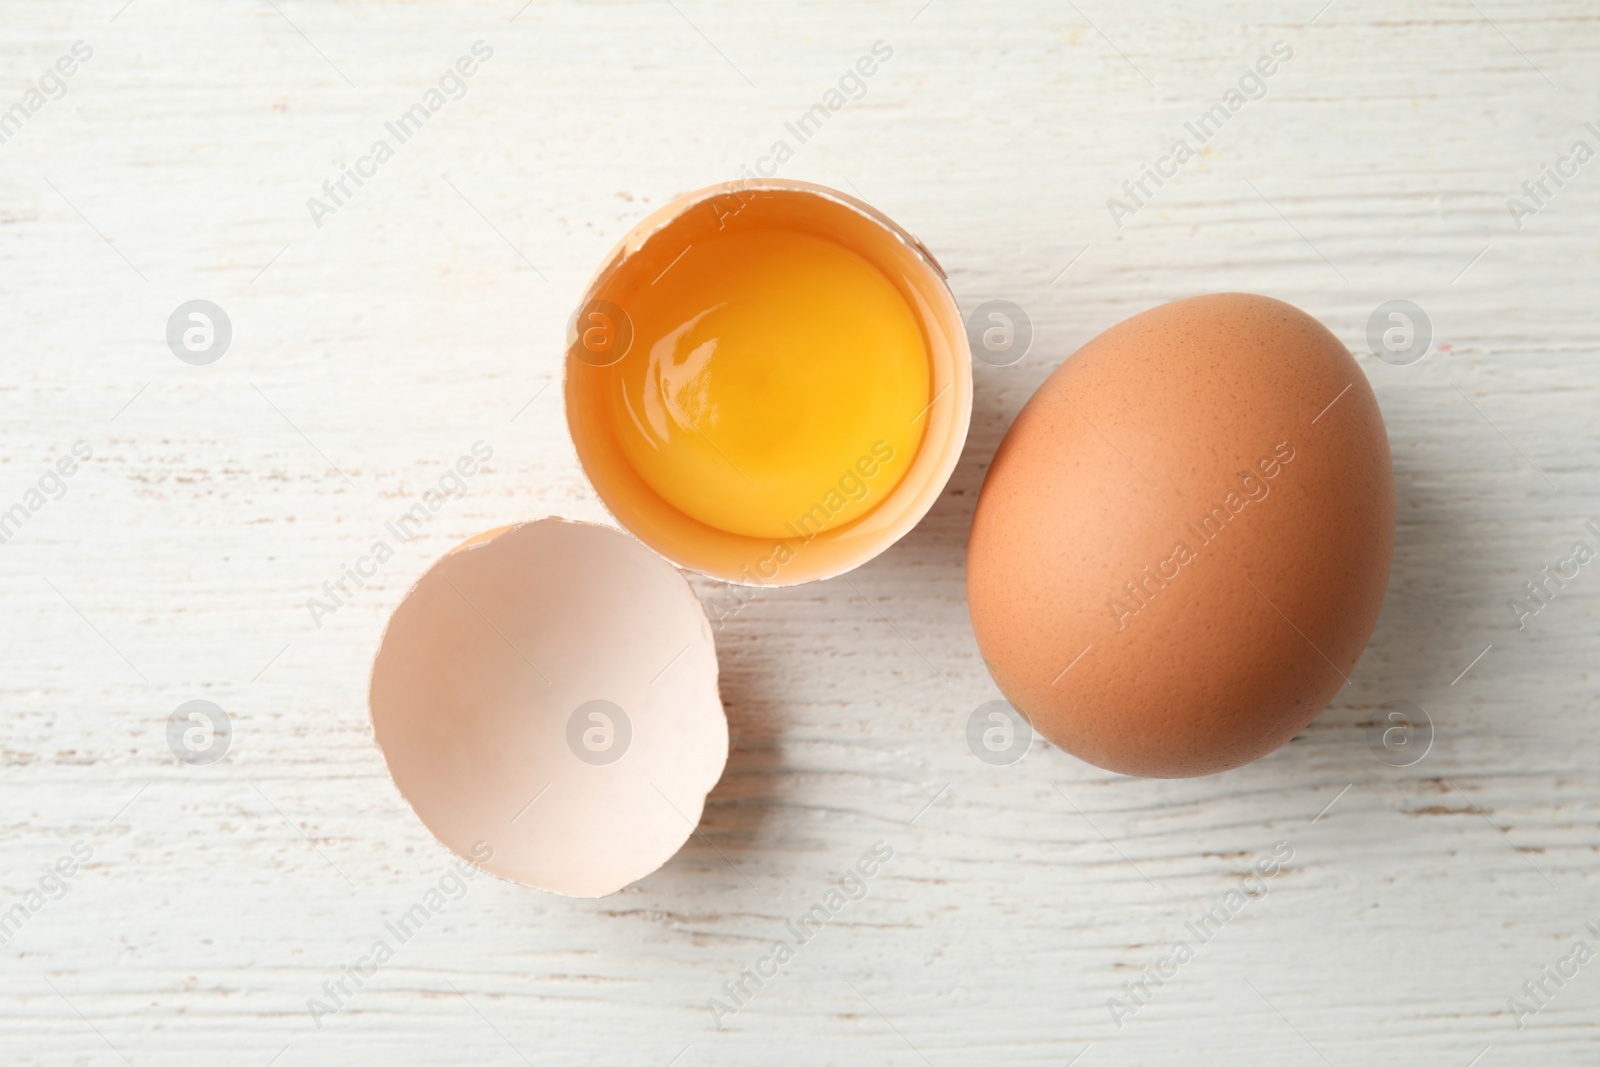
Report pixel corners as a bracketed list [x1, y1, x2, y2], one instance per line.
[967, 293, 1393, 777]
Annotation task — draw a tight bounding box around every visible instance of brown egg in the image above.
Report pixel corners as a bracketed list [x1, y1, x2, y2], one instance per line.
[967, 294, 1393, 777]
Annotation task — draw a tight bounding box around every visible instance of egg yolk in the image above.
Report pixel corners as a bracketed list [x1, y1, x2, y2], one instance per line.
[603, 227, 930, 540]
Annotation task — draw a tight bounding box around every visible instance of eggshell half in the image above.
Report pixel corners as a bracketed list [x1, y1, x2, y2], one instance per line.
[565, 180, 972, 586]
[370, 518, 728, 896]
[967, 294, 1393, 777]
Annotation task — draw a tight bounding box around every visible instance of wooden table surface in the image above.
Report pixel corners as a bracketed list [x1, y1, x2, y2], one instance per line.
[2, 1, 1598, 1063]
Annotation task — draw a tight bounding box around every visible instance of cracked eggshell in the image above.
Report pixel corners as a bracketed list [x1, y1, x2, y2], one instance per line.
[369, 518, 727, 897]
[564, 179, 973, 586]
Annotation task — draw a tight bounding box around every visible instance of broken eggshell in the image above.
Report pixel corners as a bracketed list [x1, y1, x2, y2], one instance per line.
[369, 518, 728, 897]
[564, 179, 973, 586]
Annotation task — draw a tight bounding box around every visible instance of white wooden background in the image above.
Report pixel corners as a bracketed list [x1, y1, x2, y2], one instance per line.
[2, 0, 1597, 1063]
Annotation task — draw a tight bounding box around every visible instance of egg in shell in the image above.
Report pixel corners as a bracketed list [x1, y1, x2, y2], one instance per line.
[967, 293, 1393, 777]
[564, 179, 972, 585]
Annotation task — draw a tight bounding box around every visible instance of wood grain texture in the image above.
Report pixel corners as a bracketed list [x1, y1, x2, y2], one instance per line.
[1, 0, 1598, 1063]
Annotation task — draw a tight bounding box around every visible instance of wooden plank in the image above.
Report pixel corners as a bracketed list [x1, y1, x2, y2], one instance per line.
[0, 0, 1596, 1063]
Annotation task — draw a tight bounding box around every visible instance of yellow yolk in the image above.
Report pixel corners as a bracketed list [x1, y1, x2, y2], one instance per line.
[604, 227, 930, 540]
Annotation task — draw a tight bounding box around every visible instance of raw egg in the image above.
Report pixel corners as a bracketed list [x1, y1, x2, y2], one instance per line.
[566, 180, 971, 585]
[967, 294, 1393, 777]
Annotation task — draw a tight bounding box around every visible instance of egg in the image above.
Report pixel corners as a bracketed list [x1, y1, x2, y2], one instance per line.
[967, 294, 1393, 777]
[369, 518, 727, 896]
[565, 179, 972, 585]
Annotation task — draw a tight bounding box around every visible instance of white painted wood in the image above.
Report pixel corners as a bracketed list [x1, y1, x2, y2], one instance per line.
[2, 0, 1598, 1063]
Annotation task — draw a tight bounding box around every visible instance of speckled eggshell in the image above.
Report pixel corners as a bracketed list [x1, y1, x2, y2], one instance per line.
[967, 293, 1393, 777]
